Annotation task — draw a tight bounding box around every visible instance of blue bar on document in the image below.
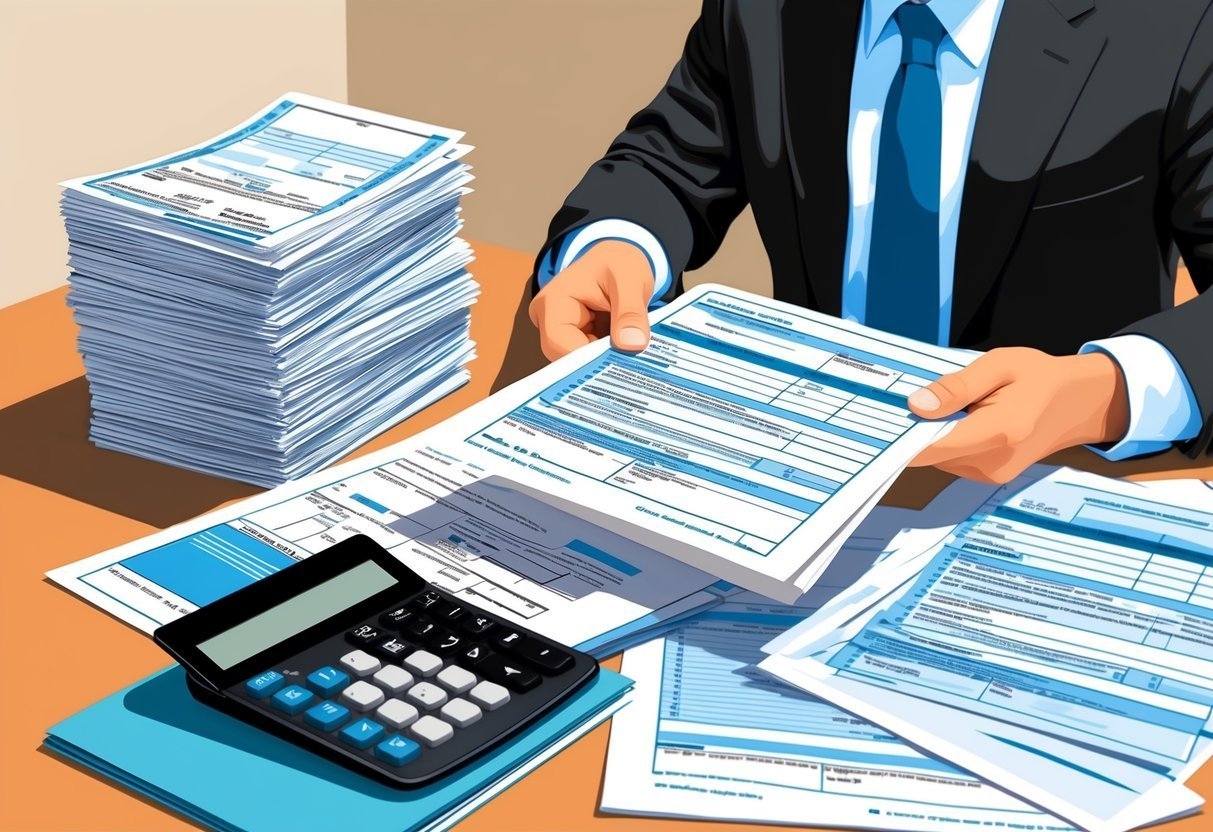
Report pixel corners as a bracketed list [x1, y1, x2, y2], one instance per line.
[350, 493, 390, 514]
[565, 539, 641, 576]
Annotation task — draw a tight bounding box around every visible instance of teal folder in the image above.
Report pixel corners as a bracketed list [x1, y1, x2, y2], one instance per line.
[44, 666, 632, 832]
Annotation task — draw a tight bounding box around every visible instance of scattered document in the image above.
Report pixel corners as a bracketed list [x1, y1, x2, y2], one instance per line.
[602, 591, 1074, 830]
[760, 469, 1213, 832]
[61, 93, 477, 486]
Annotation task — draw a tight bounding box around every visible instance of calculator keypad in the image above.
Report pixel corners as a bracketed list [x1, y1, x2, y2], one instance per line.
[232, 585, 587, 784]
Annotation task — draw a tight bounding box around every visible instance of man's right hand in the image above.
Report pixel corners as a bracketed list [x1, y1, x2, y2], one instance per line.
[528, 240, 656, 361]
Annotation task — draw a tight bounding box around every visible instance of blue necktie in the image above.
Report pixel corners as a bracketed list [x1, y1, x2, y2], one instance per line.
[864, 2, 947, 344]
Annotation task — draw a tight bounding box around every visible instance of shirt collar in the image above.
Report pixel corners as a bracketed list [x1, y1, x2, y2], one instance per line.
[863, 0, 1001, 68]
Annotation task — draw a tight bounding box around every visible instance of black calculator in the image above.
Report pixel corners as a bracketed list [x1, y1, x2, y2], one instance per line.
[153, 534, 598, 788]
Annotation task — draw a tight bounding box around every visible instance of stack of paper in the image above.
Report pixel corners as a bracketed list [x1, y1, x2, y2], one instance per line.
[760, 468, 1213, 832]
[44, 664, 633, 832]
[61, 93, 477, 487]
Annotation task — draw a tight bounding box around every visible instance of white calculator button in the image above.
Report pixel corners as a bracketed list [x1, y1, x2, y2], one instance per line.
[468, 681, 510, 711]
[340, 680, 385, 712]
[403, 650, 443, 678]
[376, 698, 420, 730]
[410, 715, 454, 748]
[440, 698, 482, 728]
[372, 665, 414, 694]
[405, 681, 448, 711]
[339, 650, 381, 677]
[436, 665, 477, 694]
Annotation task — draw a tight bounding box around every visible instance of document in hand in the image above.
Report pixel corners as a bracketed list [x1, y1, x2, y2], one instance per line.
[60, 93, 477, 486]
[759, 468, 1213, 832]
[50, 282, 975, 645]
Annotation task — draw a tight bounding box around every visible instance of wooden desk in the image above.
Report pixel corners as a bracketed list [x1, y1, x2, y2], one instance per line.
[2, 240, 1210, 831]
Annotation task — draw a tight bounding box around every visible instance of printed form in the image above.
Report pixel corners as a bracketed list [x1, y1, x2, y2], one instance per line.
[761, 469, 1213, 832]
[50, 284, 971, 641]
[62, 92, 464, 256]
[602, 591, 1073, 830]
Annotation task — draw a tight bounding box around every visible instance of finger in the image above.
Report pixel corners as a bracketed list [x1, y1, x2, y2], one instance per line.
[908, 352, 1017, 418]
[604, 268, 653, 352]
[536, 294, 596, 361]
[908, 409, 1018, 468]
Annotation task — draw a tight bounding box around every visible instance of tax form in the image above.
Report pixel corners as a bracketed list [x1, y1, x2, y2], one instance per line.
[47, 447, 726, 657]
[602, 589, 1073, 830]
[447, 283, 973, 601]
[62, 92, 464, 258]
[760, 469, 1213, 832]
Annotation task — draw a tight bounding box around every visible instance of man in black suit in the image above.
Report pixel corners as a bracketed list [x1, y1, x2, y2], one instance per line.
[528, 0, 1213, 483]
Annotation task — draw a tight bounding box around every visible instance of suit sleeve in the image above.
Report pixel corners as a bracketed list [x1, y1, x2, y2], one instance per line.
[1115, 3, 1213, 457]
[530, 0, 747, 303]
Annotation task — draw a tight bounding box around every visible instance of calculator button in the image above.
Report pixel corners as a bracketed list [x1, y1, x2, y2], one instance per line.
[516, 641, 574, 675]
[429, 629, 464, 656]
[379, 606, 415, 630]
[270, 684, 314, 716]
[479, 656, 541, 692]
[306, 666, 350, 697]
[460, 644, 492, 666]
[245, 670, 286, 700]
[404, 616, 438, 640]
[372, 665, 414, 695]
[339, 718, 385, 750]
[406, 681, 449, 711]
[461, 614, 497, 637]
[304, 701, 350, 731]
[346, 623, 384, 646]
[441, 698, 482, 728]
[410, 715, 454, 748]
[339, 650, 381, 678]
[410, 590, 443, 611]
[402, 650, 443, 678]
[436, 665, 477, 695]
[376, 698, 420, 730]
[492, 630, 526, 653]
[341, 680, 386, 712]
[468, 681, 511, 711]
[434, 601, 467, 622]
[373, 637, 412, 661]
[375, 734, 422, 766]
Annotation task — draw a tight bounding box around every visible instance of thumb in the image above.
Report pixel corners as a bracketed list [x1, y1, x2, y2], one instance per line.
[908, 353, 1013, 418]
[604, 267, 653, 352]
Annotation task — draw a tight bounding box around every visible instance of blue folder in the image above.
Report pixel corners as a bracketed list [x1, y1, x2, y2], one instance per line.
[44, 666, 632, 832]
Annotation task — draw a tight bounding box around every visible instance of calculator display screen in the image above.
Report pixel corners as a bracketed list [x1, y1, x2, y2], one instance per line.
[197, 559, 396, 670]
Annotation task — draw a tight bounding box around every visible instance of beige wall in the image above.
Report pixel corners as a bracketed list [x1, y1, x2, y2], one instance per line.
[0, 0, 348, 308]
[346, 0, 772, 296]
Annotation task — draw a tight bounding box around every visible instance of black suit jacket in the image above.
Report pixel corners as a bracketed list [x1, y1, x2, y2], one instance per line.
[536, 0, 1213, 457]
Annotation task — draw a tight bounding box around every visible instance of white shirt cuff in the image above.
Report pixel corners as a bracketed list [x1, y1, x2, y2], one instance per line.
[535, 219, 672, 305]
[1078, 334, 1203, 461]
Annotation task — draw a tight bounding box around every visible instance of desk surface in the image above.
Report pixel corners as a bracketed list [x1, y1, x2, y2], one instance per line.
[2, 239, 1211, 832]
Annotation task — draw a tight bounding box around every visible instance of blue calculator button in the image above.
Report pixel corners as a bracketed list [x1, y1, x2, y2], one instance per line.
[271, 684, 314, 715]
[374, 734, 422, 767]
[245, 670, 285, 700]
[307, 666, 350, 697]
[303, 701, 350, 731]
[339, 718, 385, 750]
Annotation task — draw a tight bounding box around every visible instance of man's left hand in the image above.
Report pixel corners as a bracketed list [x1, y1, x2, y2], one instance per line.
[907, 348, 1131, 483]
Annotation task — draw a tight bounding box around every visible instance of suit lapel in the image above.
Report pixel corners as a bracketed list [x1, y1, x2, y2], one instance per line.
[951, 0, 1106, 345]
[781, 0, 865, 315]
